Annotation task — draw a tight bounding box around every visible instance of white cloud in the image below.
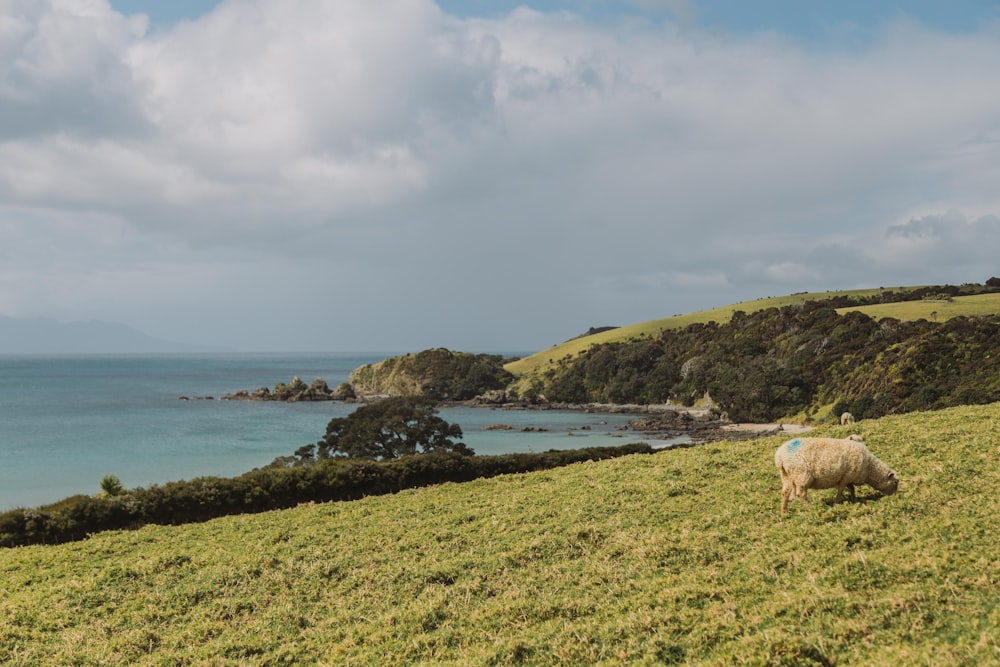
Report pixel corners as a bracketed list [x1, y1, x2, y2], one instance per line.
[0, 0, 148, 139]
[2, 0, 1000, 350]
[875, 211, 1000, 271]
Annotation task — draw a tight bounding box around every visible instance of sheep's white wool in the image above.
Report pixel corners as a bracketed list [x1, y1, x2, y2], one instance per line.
[774, 436, 898, 514]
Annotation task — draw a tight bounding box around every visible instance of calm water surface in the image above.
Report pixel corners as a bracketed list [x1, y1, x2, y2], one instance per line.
[0, 354, 666, 509]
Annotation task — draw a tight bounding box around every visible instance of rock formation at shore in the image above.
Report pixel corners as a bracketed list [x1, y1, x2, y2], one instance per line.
[221, 376, 357, 402]
[628, 409, 783, 442]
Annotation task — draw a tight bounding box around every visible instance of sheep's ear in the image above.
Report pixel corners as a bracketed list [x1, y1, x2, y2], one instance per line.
[888, 472, 895, 479]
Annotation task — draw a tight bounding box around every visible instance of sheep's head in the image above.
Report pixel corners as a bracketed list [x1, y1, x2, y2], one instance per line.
[873, 468, 899, 496]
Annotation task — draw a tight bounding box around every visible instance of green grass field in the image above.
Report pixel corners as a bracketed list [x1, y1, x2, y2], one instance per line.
[835, 292, 1000, 323]
[2, 403, 998, 664]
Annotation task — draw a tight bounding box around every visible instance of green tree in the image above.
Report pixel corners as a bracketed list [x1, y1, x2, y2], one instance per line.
[311, 397, 471, 461]
[99, 474, 125, 497]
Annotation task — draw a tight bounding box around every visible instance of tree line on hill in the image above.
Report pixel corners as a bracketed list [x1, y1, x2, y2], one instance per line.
[534, 284, 1000, 422]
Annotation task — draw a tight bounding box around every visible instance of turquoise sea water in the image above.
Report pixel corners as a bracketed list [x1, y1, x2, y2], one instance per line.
[0, 354, 666, 509]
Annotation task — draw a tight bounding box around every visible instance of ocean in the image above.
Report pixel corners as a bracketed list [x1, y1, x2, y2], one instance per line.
[0, 354, 668, 510]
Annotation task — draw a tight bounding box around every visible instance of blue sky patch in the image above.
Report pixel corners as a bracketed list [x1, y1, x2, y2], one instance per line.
[109, 1, 1000, 37]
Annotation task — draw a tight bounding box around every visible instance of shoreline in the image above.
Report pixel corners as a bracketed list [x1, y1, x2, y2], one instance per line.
[214, 385, 816, 444]
[441, 399, 816, 443]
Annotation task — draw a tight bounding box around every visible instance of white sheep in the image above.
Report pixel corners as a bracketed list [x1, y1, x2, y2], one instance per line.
[840, 411, 855, 425]
[774, 435, 898, 514]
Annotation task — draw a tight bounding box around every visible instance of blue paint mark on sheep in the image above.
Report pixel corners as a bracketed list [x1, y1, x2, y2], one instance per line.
[786, 439, 802, 452]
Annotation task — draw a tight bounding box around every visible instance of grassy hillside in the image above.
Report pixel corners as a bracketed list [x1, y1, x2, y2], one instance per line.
[505, 288, 893, 377]
[505, 286, 1000, 381]
[2, 403, 998, 664]
[835, 292, 1000, 322]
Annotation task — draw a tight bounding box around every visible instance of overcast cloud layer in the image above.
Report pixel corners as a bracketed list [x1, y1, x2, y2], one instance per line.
[2, 0, 1000, 352]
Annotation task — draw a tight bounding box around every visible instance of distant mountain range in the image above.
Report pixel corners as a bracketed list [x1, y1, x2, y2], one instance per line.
[0, 316, 220, 354]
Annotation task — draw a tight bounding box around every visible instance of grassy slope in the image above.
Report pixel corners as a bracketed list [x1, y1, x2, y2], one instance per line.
[505, 289, 1000, 382]
[505, 288, 892, 377]
[2, 404, 998, 664]
[835, 292, 1000, 322]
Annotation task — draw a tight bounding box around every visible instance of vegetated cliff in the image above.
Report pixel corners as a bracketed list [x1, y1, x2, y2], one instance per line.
[348, 348, 516, 401]
[533, 297, 1000, 423]
[504, 281, 1000, 380]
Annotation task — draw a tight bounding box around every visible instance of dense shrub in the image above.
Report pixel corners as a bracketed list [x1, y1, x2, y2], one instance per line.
[0, 444, 653, 548]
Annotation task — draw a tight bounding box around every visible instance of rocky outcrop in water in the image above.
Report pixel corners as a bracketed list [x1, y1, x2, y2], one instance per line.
[221, 376, 357, 402]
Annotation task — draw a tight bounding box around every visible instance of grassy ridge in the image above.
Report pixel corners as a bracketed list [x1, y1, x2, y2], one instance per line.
[2, 404, 999, 664]
[505, 287, 1000, 382]
[505, 288, 894, 377]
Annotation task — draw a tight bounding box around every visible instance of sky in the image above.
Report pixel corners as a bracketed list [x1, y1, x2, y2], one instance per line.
[3, 1, 1000, 353]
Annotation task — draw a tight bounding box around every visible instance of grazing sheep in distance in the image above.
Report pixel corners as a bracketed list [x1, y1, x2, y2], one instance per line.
[774, 435, 898, 514]
[840, 411, 855, 425]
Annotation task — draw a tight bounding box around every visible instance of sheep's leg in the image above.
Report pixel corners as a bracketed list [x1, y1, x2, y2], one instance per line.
[796, 486, 810, 506]
[834, 482, 856, 503]
[779, 472, 796, 514]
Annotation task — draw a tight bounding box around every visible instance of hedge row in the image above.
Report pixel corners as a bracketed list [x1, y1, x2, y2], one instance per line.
[0, 443, 654, 548]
